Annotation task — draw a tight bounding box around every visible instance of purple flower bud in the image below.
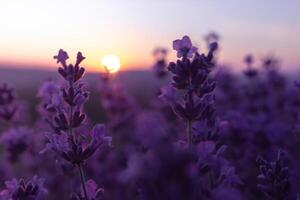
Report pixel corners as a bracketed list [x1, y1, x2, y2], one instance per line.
[82, 179, 104, 200]
[55, 50, 85, 83]
[0, 84, 15, 105]
[54, 49, 69, 67]
[75, 52, 86, 67]
[71, 110, 85, 128]
[244, 54, 254, 65]
[209, 42, 218, 52]
[91, 124, 112, 147]
[204, 31, 220, 46]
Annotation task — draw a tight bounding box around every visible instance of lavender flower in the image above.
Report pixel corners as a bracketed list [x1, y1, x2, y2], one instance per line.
[0, 127, 30, 162]
[152, 47, 168, 78]
[46, 124, 110, 165]
[0, 176, 47, 200]
[244, 54, 258, 78]
[204, 32, 220, 46]
[1, 31, 300, 200]
[99, 78, 137, 144]
[70, 179, 104, 200]
[53, 49, 69, 67]
[55, 49, 85, 83]
[166, 35, 218, 146]
[244, 54, 254, 66]
[0, 84, 18, 121]
[262, 55, 279, 71]
[172, 36, 197, 58]
[46, 49, 111, 200]
[256, 150, 290, 200]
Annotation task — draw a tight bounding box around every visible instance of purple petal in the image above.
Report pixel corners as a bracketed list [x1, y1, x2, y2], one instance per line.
[197, 141, 215, 159]
[181, 36, 192, 48]
[173, 39, 182, 50]
[91, 124, 106, 140]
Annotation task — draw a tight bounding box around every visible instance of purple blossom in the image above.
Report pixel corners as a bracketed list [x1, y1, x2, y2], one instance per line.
[43, 49, 112, 200]
[45, 133, 70, 154]
[166, 36, 218, 146]
[90, 124, 112, 147]
[55, 50, 85, 83]
[0, 84, 18, 121]
[0, 127, 30, 162]
[45, 123, 111, 165]
[158, 85, 177, 104]
[37, 81, 61, 101]
[256, 150, 290, 199]
[244, 54, 254, 66]
[204, 31, 220, 48]
[37, 81, 63, 113]
[0, 176, 47, 200]
[71, 179, 104, 200]
[75, 52, 86, 67]
[152, 47, 168, 78]
[173, 36, 197, 58]
[82, 180, 104, 200]
[196, 141, 215, 160]
[53, 49, 69, 67]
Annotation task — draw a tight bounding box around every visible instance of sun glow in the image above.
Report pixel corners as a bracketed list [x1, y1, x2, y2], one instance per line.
[101, 55, 121, 73]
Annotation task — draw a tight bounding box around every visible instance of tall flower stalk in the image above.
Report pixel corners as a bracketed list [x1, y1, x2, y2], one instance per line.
[163, 36, 218, 147]
[256, 150, 290, 200]
[45, 49, 111, 199]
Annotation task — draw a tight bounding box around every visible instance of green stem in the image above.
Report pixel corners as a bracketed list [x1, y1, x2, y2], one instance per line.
[78, 164, 89, 200]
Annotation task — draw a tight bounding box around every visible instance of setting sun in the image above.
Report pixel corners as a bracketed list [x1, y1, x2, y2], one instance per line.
[101, 54, 121, 73]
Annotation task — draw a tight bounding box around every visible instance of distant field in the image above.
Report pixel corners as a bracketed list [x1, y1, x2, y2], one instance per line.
[0, 67, 168, 122]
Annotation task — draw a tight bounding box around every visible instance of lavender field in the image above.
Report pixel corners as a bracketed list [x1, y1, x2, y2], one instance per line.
[1, 1, 300, 199]
[0, 35, 300, 200]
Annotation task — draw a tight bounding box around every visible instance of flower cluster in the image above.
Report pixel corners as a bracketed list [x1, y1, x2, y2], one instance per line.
[70, 180, 104, 200]
[43, 49, 111, 199]
[0, 84, 18, 121]
[46, 49, 111, 165]
[163, 35, 218, 145]
[0, 176, 47, 200]
[152, 47, 168, 78]
[256, 150, 290, 200]
[46, 124, 111, 165]
[0, 127, 31, 162]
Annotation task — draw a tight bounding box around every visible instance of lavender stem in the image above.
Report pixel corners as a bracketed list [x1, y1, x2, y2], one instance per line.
[187, 120, 192, 147]
[78, 163, 89, 200]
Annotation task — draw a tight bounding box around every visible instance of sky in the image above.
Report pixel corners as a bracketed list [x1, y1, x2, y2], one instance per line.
[0, 0, 299, 72]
